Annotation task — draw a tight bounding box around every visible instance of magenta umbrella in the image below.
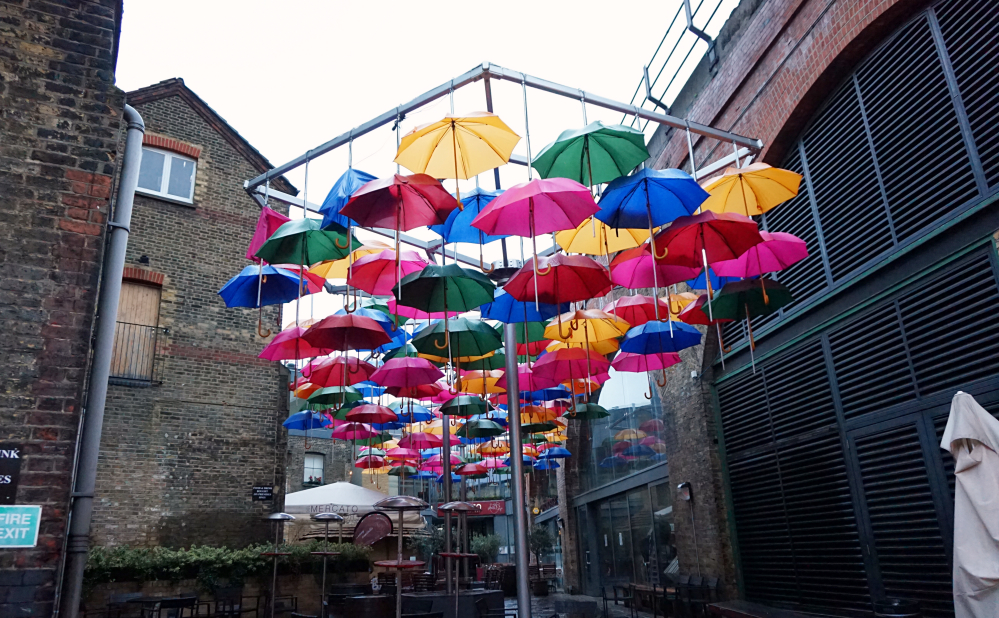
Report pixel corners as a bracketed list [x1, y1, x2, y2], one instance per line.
[424, 453, 463, 467]
[387, 299, 460, 320]
[711, 231, 808, 278]
[370, 357, 444, 388]
[398, 432, 443, 449]
[258, 326, 329, 361]
[496, 363, 544, 391]
[347, 249, 427, 296]
[480, 457, 507, 469]
[530, 348, 611, 390]
[610, 244, 700, 290]
[611, 351, 682, 373]
[331, 422, 379, 441]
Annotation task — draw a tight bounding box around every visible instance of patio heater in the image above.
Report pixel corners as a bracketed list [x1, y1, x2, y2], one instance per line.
[311, 512, 344, 618]
[373, 495, 430, 618]
[439, 501, 482, 618]
[262, 513, 295, 618]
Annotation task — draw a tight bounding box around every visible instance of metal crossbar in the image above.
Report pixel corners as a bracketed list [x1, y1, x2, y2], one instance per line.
[243, 61, 762, 193]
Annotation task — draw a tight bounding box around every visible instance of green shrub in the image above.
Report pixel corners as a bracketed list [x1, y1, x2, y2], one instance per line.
[470, 533, 501, 563]
[528, 525, 555, 562]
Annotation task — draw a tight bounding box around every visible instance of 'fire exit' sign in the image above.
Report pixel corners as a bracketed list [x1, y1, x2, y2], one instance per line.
[0, 505, 41, 548]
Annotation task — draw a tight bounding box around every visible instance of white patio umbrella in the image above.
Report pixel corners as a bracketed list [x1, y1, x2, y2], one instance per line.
[941, 391, 999, 618]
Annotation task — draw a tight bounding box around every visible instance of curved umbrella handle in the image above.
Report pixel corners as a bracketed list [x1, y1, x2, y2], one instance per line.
[557, 322, 573, 340]
[656, 372, 668, 388]
[643, 382, 653, 400]
[335, 235, 351, 249]
[343, 287, 358, 314]
[257, 306, 272, 338]
[652, 240, 668, 261]
[434, 331, 450, 350]
[347, 360, 361, 374]
[536, 257, 552, 276]
[668, 296, 683, 316]
[479, 246, 495, 273]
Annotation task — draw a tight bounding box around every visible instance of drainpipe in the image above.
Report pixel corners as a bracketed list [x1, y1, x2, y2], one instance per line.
[58, 104, 144, 618]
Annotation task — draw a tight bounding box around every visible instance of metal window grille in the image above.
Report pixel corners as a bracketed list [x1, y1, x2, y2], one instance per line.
[109, 321, 161, 385]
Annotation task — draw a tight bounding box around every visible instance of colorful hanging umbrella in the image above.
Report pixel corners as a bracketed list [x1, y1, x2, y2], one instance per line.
[614, 429, 647, 441]
[709, 278, 793, 320]
[258, 326, 329, 361]
[456, 419, 505, 439]
[345, 404, 398, 425]
[503, 254, 612, 305]
[532, 121, 649, 187]
[246, 207, 291, 262]
[282, 411, 333, 431]
[609, 244, 701, 290]
[318, 168, 378, 229]
[653, 211, 764, 268]
[429, 187, 509, 251]
[388, 465, 420, 477]
[596, 168, 707, 229]
[619, 321, 702, 355]
[530, 348, 611, 390]
[302, 314, 392, 351]
[301, 355, 377, 387]
[385, 447, 421, 462]
[354, 455, 386, 469]
[254, 218, 359, 265]
[331, 422, 379, 441]
[395, 112, 520, 182]
[677, 294, 735, 326]
[711, 231, 808, 278]
[543, 309, 630, 344]
[439, 395, 490, 418]
[271, 264, 327, 293]
[545, 339, 620, 356]
[699, 162, 802, 216]
[564, 403, 609, 420]
[533, 459, 561, 471]
[554, 217, 648, 255]
[387, 300, 461, 320]
[306, 386, 363, 408]
[412, 318, 503, 358]
[604, 295, 670, 327]
[340, 174, 459, 231]
[347, 249, 428, 296]
[622, 444, 656, 458]
[218, 265, 308, 308]
[389, 402, 434, 423]
[640, 419, 665, 433]
[611, 351, 682, 373]
[394, 264, 495, 314]
[479, 289, 566, 323]
[686, 267, 742, 292]
[398, 432, 443, 449]
[460, 370, 506, 395]
[309, 240, 395, 280]
[539, 446, 571, 459]
[385, 382, 445, 400]
[370, 357, 443, 388]
[599, 455, 628, 468]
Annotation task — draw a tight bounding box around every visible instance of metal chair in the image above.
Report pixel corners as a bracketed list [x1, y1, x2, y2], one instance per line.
[140, 597, 199, 618]
[271, 596, 297, 617]
[474, 597, 517, 618]
[213, 587, 260, 618]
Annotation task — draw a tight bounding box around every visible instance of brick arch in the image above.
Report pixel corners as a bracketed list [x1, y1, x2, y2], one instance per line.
[142, 132, 202, 160]
[122, 266, 164, 286]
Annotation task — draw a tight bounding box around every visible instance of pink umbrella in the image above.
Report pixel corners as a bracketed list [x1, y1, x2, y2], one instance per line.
[246, 207, 290, 262]
[331, 422, 379, 441]
[610, 244, 700, 290]
[611, 351, 682, 373]
[347, 249, 428, 296]
[354, 455, 386, 469]
[480, 457, 507, 469]
[345, 404, 398, 425]
[424, 453, 463, 467]
[605, 295, 670, 327]
[302, 355, 377, 387]
[398, 432, 443, 449]
[711, 231, 808, 277]
[456, 463, 488, 476]
[385, 447, 421, 462]
[496, 364, 544, 392]
[640, 419, 666, 434]
[530, 348, 611, 390]
[370, 357, 444, 388]
[259, 327, 329, 361]
[386, 382, 445, 400]
[387, 299, 460, 320]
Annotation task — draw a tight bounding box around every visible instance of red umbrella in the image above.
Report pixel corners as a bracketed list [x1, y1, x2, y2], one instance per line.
[386, 382, 444, 399]
[503, 254, 612, 305]
[340, 174, 458, 231]
[331, 422, 378, 441]
[640, 419, 666, 434]
[302, 355, 377, 387]
[347, 249, 427, 296]
[370, 357, 444, 388]
[604, 295, 671, 327]
[456, 462, 488, 476]
[385, 447, 421, 462]
[302, 314, 392, 351]
[259, 326, 329, 361]
[530, 348, 611, 390]
[354, 455, 386, 469]
[345, 404, 398, 425]
[398, 432, 443, 449]
[609, 244, 700, 289]
[653, 211, 763, 268]
[677, 294, 735, 326]
[517, 340, 551, 356]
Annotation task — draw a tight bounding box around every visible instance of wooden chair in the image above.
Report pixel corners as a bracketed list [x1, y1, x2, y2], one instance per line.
[412, 572, 435, 592]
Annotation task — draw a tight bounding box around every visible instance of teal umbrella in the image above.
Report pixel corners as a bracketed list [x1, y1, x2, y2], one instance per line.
[411, 318, 502, 358]
[255, 218, 360, 265]
[532, 121, 649, 187]
[456, 419, 505, 439]
[440, 395, 490, 418]
[393, 264, 495, 314]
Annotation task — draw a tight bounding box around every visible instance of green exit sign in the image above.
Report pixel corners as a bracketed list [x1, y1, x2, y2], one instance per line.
[0, 505, 41, 547]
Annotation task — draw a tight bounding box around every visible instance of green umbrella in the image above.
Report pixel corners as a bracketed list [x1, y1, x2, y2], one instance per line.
[255, 218, 360, 265]
[357, 297, 408, 326]
[439, 395, 489, 418]
[388, 465, 419, 477]
[564, 403, 609, 420]
[708, 278, 793, 371]
[457, 419, 506, 439]
[393, 264, 495, 314]
[382, 342, 420, 361]
[307, 386, 363, 408]
[359, 448, 386, 457]
[461, 353, 506, 371]
[496, 321, 548, 344]
[355, 431, 392, 446]
[412, 318, 502, 358]
[325, 400, 364, 420]
[521, 422, 558, 435]
[493, 468, 512, 475]
[532, 121, 649, 187]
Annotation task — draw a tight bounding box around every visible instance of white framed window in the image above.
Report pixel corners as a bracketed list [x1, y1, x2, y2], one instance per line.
[304, 453, 324, 484]
[136, 146, 196, 204]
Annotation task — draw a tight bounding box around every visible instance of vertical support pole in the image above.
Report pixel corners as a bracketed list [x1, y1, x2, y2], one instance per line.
[443, 415, 453, 594]
[483, 75, 508, 269]
[396, 511, 404, 618]
[503, 322, 532, 618]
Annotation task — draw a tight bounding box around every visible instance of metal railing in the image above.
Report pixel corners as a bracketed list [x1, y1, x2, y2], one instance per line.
[623, 0, 738, 133]
[109, 321, 161, 385]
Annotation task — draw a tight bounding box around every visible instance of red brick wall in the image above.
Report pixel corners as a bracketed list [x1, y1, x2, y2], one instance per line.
[0, 0, 124, 615]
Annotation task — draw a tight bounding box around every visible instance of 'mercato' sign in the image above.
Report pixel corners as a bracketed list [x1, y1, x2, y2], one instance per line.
[436, 500, 506, 517]
[0, 505, 41, 548]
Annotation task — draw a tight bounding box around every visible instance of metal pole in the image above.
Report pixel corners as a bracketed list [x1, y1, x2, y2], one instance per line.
[271, 523, 280, 618]
[483, 75, 508, 269]
[443, 415, 453, 594]
[322, 521, 329, 618]
[396, 510, 404, 618]
[503, 322, 532, 618]
[59, 105, 144, 618]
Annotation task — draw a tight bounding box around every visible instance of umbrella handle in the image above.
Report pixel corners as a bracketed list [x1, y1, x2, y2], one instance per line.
[652, 240, 668, 261]
[668, 295, 683, 316]
[335, 235, 350, 250]
[643, 382, 653, 400]
[347, 360, 361, 375]
[344, 287, 358, 314]
[557, 322, 573, 340]
[656, 372, 668, 388]
[479, 246, 495, 273]
[257, 306, 272, 338]
[535, 258, 552, 276]
[434, 331, 450, 350]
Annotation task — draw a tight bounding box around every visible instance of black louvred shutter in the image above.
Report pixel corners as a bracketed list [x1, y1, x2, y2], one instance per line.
[761, 341, 837, 441]
[717, 367, 770, 453]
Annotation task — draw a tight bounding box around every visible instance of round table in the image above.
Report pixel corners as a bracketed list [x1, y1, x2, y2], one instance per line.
[374, 559, 426, 569]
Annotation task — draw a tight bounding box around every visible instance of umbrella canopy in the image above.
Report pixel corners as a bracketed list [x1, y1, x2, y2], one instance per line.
[479, 289, 566, 323]
[398, 432, 443, 449]
[653, 211, 764, 268]
[564, 403, 610, 420]
[309, 240, 395, 280]
[302, 355, 377, 387]
[611, 351, 682, 373]
[354, 455, 386, 469]
[609, 244, 701, 290]
[539, 446, 571, 459]
[345, 404, 398, 425]
[318, 168, 378, 229]
[384, 447, 421, 462]
[708, 278, 793, 321]
[471, 177, 598, 237]
[340, 174, 459, 231]
[596, 167, 708, 229]
[246, 207, 291, 262]
[461, 370, 505, 395]
[686, 267, 742, 291]
[677, 294, 735, 326]
[395, 113, 520, 180]
[599, 455, 628, 468]
[604, 295, 670, 327]
[283, 411, 333, 431]
[412, 318, 503, 358]
[619, 321, 702, 355]
[554, 217, 648, 255]
[429, 188, 509, 244]
[711, 231, 809, 278]
[387, 299, 461, 320]
[219, 265, 307, 308]
[347, 249, 428, 296]
[303, 314, 393, 351]
[615, 429, 647, 441]
[439, 395, 490, 418]
[457, 419, 505, 439]
[306, 386, 364, 408]
[532, 121, 649, 186]
[622, 444, 656, 458]
[388, 465, 419, 477]
[394, 264, 495, 313]
[254, 218, 359, 265]
[386, 382, 445, 400]
[699, 162, 802, 216]
[259, 326, 329, 361]
[530, 348, 611, 389]
[546, 339, 619, 356]
[534, 459, 560, 470]
[544, 309, 630, 344]
[640, 419, 666, 434]
[389, 402, 434, 423]
[504, 254, 612, 304]
[370, 357, 443, 388]
[331, 422, 379, 441]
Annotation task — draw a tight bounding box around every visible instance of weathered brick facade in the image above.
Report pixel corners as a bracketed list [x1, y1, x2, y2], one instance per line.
[285, 435, 353, 494]
[91, 79, 296, 549]
[0, 0, 123, 614]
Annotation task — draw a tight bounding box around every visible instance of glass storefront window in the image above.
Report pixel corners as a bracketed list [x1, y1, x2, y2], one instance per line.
[578, 400, 667, 494]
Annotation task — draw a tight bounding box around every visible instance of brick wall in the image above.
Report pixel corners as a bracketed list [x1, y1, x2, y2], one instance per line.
[0, 0, 122, 614]
[91, 91, 290, 549]
[286, 436, 353, 494]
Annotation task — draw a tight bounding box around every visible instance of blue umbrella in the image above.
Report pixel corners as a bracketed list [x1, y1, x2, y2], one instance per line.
[282, 411, 332, 431]
[458, 436, 492, 445]
[687, 268, 743, 291]
[429, 188, 508, 244]
[218, 265, 305, 308]
[622, 444, 656, 458]
[391, 402, 433, 423]
[502, 454, 536, 466]
[355, 381, 386, 398]
[620, 321, 702, 355]
[596, 168, 707, 230]
[477, 411, 509, 428]
[479, 289, 567, 323]
[599, 455, 629, 468]
[525, 387, 572, 402]
[534, 460, 560, 470]
[371, 421, 406, 431]
[373, 326, 410, 354]
[412, 470, 437, 480]
[539, 447, 572, 459]
[319, 168, 377, 229]
[435, 473, 462, 484]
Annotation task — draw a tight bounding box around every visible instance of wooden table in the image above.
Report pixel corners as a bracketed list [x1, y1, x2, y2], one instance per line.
[708, 600, 834, 618]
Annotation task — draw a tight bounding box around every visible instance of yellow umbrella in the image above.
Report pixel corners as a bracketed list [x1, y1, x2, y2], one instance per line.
[309, 240, 394, 279]
[546, 339, 620, 355]
[478, 441, 510, 456]
[420, 351, 495, 364]
[423, 419, 461, 436]
[521, 406, 559, 423]
[555, 217, 649, 256]
[394, 112, 521, 200]
[461, 369, 505, 395]
[522, 445, 539, 458]
[543, 432, 567, 443]
[699, 162, 802, 216]
[667, 292, 699, 321]
[545, 309, 630, 343]
[614, 429, 647, 441]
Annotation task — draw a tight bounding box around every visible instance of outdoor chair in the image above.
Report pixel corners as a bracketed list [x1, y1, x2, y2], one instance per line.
[140, 596, 200, 618]
[106, 592, 144, 618]
[602, 585, 633, 618]
[212, 587, 259, 618]
[474, 597, 517, 618]
[271, 596, 297, 617]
